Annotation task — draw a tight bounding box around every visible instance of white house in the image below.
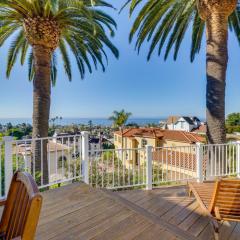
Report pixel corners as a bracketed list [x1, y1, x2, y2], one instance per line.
[14, 140, 79, 183]
[89, 137, 101, 156]
[167, 116, 201, 132]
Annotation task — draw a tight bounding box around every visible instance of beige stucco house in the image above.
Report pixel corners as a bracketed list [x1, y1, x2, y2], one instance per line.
[114, 128, 205, 176]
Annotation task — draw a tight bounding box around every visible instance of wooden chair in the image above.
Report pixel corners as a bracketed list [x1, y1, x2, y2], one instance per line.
[0, 171, 42, 240]
[188, 179, 240, 240]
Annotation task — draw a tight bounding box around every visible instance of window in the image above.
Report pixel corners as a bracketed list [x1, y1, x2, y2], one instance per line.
[180, 121, 184, 129]
[58, 156, 67, 169]
[141, 139, 148, 148]
[114, 135, 117, 141]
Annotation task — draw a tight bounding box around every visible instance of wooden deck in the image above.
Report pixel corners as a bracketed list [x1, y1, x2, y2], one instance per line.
[32, 183, 240, 239]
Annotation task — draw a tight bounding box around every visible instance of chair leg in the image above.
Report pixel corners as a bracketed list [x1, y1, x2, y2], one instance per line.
[188, 187, 192, 197]
[213, 231, 219, 240]
[186, 183, 192, 197]
[210, 219, 220, 240]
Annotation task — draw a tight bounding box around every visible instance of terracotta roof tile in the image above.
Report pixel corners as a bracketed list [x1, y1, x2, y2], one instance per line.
[115, 128, 205, 144]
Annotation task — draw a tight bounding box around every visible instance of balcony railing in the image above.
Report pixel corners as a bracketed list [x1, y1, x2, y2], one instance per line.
[0, 132, 239, 198]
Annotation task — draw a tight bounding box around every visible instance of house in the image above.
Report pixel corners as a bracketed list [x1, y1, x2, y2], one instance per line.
[113, 128, 205, 170]
[192, 123, 207, 136]
[89, 137, 101, 156]
[166, 116, 180, 130]
[114, 128, 205, 149]
[166, 116, 202, 132]
[14, 140, 78, 183]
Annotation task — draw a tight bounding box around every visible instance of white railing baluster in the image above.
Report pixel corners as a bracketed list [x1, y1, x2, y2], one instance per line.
[3, 136, 13, 196]
[146, 145, 153, 190]
[47, 139, 50, 184]
[61, 138, 64, 179]
[196, 143, 203, 183]
[112, 150, 115, 188]
[236, 142, 240, 178]
[41, 139, 43, 186]
[55, 139, 57, 179]
[73, 136, 76, 178]
[82, 131, 89, 185]
[101, 150, 104, 188]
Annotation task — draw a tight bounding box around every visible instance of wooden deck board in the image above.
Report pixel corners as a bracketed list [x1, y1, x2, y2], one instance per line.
[0, 182, 234, 240]
[118, 185, 240, 240]
[33, 183, 187, 240]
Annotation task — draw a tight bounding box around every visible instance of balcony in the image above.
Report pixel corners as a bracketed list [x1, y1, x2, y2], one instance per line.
[0, 133, 239, 239]
[34, 182, 239, 240]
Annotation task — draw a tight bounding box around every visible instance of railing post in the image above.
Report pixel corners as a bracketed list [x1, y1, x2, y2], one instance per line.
[3, 136, 14, 195]
[146, 145, 153, 190]
[196, 142, 203, 183]
[236, 141, 240, 178]
[81, 132, 89, 184]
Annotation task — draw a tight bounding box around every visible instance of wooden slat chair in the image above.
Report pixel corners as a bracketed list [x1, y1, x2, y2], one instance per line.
[188, 179, 240, 240]
[0, 171, 42, 240]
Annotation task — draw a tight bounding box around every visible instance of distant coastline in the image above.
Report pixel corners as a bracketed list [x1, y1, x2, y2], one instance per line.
[0, 117, 165, 126]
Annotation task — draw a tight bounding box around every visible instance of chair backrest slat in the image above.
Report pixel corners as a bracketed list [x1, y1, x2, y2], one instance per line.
[0, 172, 42, 240]
[213, 179, 240, 221]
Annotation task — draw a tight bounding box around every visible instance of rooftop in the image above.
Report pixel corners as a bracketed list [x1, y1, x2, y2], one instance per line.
[115, 128, 205, 144]
[22, 182, 240, 240]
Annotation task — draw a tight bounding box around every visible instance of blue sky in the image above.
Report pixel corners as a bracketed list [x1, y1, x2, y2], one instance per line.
[0, 0, 240, 119]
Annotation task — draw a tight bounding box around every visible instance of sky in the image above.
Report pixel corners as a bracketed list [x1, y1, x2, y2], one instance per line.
[0, 1, 240, 119]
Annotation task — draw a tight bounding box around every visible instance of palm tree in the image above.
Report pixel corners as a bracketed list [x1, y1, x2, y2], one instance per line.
[124, 0, 240, 145]
[0, 0, 119, 184]
[109, 110, 132, 149]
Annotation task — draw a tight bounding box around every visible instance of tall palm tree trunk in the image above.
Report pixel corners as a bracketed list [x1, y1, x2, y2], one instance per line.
[205, 12, 228, 144]
[197, 0, 237, 177]
[32, 45, 52, 185]
[197, 0, 237, 144]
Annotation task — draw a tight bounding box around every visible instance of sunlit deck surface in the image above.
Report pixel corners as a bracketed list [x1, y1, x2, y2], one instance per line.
[35, 183, 240, 240]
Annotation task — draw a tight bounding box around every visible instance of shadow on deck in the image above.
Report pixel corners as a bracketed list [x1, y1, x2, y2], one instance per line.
[35, 183, 240, 240]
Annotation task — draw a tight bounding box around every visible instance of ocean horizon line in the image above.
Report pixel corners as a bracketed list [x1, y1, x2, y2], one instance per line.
[0, 117, 168, 126]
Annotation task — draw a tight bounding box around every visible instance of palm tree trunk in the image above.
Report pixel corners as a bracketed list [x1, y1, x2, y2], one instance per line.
[32, 45, 52, 185]
[197, 0, 237, 177]
[205, 12, 228, 144]
[198, 0, 237, 144]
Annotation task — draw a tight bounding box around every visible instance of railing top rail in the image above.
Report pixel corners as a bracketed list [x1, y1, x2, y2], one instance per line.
[89, 147, 146, 153]
[154, 145, 197, 150]
[203, 142, 239, 147]
[12, 134, 82, 143]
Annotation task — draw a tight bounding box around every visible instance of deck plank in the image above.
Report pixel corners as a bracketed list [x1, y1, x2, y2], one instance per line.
[32, 183, 240, 240]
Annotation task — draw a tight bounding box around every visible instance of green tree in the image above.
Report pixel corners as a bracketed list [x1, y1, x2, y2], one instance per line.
[124, 0, 240, 145]
[226, 113, 240, 126]
[7, 128, 25, 140]
[109, 110, 132, 149]
[0, 0, 119, 184]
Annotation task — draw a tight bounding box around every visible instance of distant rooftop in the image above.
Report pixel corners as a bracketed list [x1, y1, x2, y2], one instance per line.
[115, 128, 205, 144]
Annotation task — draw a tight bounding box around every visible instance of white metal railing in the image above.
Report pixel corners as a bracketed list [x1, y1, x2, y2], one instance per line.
[1, 134, 83, 197]
[1, 132, 240, 197]
[203, 143, 239, 178]
[152, 145, 198, 184]
[89, 148, 146, 189]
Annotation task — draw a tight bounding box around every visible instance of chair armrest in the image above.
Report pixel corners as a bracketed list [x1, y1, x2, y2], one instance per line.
[0, 199, 6, 206]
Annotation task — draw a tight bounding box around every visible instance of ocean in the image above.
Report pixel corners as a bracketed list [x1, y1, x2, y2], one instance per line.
[0, 118, 164, 126]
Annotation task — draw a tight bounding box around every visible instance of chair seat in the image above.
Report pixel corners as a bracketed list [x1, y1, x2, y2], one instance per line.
[188, 181, 215, 210]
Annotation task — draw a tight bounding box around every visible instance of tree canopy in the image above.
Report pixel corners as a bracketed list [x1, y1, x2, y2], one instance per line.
[123, 0, 240, 62]
[0, 0, 119, 84]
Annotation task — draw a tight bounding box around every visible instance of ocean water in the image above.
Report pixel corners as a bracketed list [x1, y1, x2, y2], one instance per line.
[0, 118, 164, 126]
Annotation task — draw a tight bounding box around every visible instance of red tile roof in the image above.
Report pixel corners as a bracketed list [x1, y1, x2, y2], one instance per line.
[115, 128, 205, 144]
[192, 124, 207, 134]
